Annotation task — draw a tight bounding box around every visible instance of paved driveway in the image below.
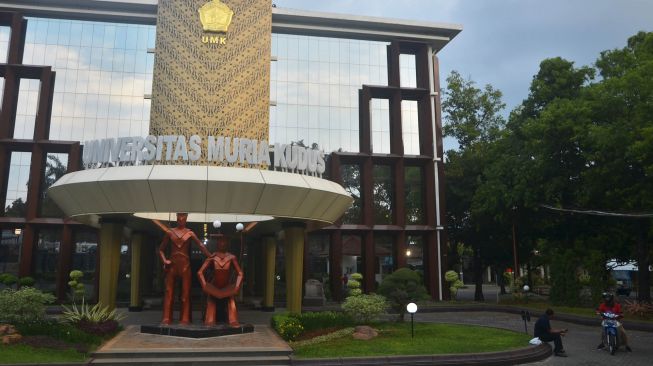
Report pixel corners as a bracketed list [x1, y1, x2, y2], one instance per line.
[415, 311, 653, 366]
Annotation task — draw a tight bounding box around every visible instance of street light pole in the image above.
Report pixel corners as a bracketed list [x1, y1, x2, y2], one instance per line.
[512, 206, 519, 280]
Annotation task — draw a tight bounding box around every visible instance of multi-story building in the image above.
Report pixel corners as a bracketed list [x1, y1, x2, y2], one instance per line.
[0, 0, 460, 312]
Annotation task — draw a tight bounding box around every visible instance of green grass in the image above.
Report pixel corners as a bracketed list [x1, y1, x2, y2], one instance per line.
[292, 322, 530, 358]
[0, 344, 87, 364]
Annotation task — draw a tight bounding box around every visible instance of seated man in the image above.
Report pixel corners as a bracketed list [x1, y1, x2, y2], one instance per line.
[597, 292, 632, 351]
[534, 308, 568, 357]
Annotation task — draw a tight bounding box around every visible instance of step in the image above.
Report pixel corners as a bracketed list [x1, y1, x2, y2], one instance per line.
[90, 355, 290, 366]
[92, 349, 292, 359]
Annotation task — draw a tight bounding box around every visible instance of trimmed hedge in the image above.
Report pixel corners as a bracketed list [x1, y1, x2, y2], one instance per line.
[271, 311, 355, 341]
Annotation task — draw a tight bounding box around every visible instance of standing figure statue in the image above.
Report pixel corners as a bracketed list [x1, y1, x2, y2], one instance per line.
[197, 234, 243, 327]
[155, 213, 212, 325]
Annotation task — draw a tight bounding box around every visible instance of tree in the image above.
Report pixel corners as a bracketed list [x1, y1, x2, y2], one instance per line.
[442, 71, 507, 301]
[377, 268, 428, 321]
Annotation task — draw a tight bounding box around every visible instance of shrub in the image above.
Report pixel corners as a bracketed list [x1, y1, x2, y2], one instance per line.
[349, 273, 363, 281]
[377, 268, 428, 321]
[67, 270, 86, 303]
[18, 276, 35, 287]
[623, 300, 653, 319]
[444, 270, 465, 300]
[295, 311, 354, 332]
[0, 287, 55, 323]
[348, 288, 362, 296]
[341, 293, 387, 324]
[271, 314, 304, 341]
[0, 273, 18, 286]
[346, 279, 361, 289]
[61, 300, 126, 336]
[15, 319, 103, 346]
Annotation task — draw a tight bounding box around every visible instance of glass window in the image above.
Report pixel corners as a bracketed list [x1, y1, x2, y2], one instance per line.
[342, 234, 362, 279]
[371, 99, 390, 153]
[40, 153, 68, 217]
[269, 33, 389, 153]
[0, 229, 21, 275]
[400, 54, 417, 88]
[13, 79, 41, 139]
[340, 164, 362, 224]
[73, 230, 98, 299]
[373, 165, 394, 224]
[405, 166, 425, 224]
[374, 233, 394, 286]
[401, 100, 420, 155]
[307, 234, 330, 298]
[4, 152, 31, 216]
[34, 228, 61, 294]
[0, 26, 10, 63]
[406, 235, 424, 276]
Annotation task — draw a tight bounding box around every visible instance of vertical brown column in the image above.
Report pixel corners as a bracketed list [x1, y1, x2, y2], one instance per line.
[387, 42, 400, 87]
[395, 231, 407, 270]
[424, 231, 439, 298]
[363, 231, 374, 292]
[18, 226, 36, 277]
[389, 92, 403, 155]
[329, 231, 343, 301]
[359, 88, 372, 154]
[56, 225, 74, 301]
[0, 71, 20, 207]
[7, 14, 26, 65]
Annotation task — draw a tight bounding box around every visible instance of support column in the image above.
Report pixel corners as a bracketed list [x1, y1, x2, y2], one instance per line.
[262, 236, 276, 311]
[98, 220, 123, 310]
[284, 223, 305, 314]
[129, 232, 144, 312]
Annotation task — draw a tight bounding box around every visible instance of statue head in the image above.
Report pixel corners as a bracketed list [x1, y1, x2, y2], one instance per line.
[176, 213, 188, 227]
[216, 234, 229, 252]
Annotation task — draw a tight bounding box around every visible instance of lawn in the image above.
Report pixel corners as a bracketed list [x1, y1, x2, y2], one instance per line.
[0, 344, 87, 364]
[292, 322, 531, 358]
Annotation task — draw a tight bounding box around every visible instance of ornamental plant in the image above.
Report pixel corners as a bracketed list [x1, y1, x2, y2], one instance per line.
[61, 300, 126, 336]
[0, 287, 55, 323]
[68, 270, 86, 303]
[345, 273, 363, 297]
[377, 268, 428, 321]
[445, 270, 465, 300]
[271, 313, 304, 341]
[341, 293, 387, 324]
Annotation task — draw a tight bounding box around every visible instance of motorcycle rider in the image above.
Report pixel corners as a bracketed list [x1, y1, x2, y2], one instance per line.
[596, 292, 632, 352]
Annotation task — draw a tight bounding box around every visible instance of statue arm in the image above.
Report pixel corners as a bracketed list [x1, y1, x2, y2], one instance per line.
[197, 258, 211, 288]
[191, 232, 212, 257]
[232, 256, 244, 291]
[158, 234, 171, 265]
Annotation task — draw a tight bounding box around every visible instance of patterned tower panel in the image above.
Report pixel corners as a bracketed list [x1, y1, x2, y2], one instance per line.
[150, 0, 271, 164]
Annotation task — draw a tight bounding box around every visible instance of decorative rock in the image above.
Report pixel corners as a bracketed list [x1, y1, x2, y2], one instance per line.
[2, 334, 22, 345]
[352, 325, 378, 340]
[0, 324, 17, 335]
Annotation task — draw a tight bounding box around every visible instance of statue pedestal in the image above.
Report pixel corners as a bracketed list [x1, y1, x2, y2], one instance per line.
[140, 323, 254, 338]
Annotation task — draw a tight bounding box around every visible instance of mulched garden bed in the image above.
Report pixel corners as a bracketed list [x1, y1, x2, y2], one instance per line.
[295, 326, 345, 342]
[19, 335, 89, 353]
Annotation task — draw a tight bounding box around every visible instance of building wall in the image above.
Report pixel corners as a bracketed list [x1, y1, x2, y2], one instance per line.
[0, 12, 447, 301]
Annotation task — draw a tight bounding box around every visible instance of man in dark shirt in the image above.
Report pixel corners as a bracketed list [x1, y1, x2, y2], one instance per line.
[534, 308, 568, 357]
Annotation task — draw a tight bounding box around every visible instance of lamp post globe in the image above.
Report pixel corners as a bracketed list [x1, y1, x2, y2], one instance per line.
[212, 220, 222, 229]
[236, 223, 244, 232]
[406, 302, 418, 314]
[523, 285, 530, 292]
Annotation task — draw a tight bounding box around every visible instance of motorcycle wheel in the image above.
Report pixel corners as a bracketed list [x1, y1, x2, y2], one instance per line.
[608, 333, 617, 355]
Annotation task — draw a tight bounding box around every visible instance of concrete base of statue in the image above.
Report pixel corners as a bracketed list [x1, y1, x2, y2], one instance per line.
[140, 323, 254, 338]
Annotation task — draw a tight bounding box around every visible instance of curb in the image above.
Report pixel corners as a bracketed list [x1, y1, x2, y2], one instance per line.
[413, 305, 653, 332]
[290, 343, 552, 366]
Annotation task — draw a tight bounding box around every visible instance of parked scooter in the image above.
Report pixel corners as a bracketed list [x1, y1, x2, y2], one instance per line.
[600, 312, 621, 355]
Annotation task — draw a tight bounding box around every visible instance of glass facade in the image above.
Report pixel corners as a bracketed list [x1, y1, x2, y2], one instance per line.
[0, 10, 445, 301]
[270, 34, 388, 153]
[21, 18, 155, 142]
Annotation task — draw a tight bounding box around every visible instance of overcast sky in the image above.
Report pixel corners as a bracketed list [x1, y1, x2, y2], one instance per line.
[274, 0, 653, 115]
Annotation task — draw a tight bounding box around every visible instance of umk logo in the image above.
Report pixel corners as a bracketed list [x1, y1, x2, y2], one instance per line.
[199, 0, 233, 45]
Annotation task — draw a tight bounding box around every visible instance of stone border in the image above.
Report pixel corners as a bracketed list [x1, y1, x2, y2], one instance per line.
[290, 343, 552, 366]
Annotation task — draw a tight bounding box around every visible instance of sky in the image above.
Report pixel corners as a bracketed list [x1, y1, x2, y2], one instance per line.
[274, 0, 653, 115]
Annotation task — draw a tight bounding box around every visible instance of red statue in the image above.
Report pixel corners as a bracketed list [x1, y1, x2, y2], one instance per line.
[155, 213, 212, 325]
[197, 234, 243, 327]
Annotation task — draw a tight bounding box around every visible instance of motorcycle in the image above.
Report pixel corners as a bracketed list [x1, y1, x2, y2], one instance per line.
[600, 312, 621, 355]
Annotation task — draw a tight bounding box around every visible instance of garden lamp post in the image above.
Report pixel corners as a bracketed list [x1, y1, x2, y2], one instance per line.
[407, 302, 417, 338]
